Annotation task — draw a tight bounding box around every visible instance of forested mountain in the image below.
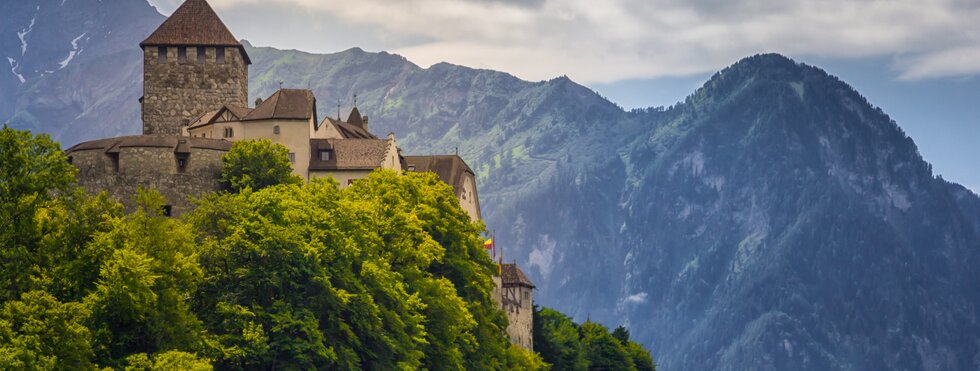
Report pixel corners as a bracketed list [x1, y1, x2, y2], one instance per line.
[3, 1, 980, 370]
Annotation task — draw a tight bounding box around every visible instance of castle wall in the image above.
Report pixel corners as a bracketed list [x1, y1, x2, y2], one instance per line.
[501, 284, 534, 350]
[69, 145, 226, 216]
[142, 46, 248, 135]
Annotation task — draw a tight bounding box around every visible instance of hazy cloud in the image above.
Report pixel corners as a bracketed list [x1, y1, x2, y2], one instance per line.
[150, 0, 980, 83]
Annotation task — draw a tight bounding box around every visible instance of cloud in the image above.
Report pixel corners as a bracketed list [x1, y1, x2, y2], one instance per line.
[625, 292, 648, 304]
[156, 0, 980, 83]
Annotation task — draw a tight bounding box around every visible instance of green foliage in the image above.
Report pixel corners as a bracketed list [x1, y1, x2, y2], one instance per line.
[0, 127, 650, 370]
[534, 306, 656, 371]
[220, 139, 301, 192]
[0, 291, 95, 370]
[533, 306, 588, 370]
[581, 321, 635, 370]
[0, 126, 78, 301]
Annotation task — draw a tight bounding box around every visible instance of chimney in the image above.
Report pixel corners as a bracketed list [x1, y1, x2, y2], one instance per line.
[255, 97, 263, 107]
[362, 116, 369, 132]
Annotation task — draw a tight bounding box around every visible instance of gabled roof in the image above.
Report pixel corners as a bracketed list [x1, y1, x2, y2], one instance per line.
[309, 138, 392, 171]
[320, 117, 377, 139]
[244, 89, 316, 122]
[501, 264, 535, 288]
[187, 105, 252, 130]
[141, 0, 241, 47]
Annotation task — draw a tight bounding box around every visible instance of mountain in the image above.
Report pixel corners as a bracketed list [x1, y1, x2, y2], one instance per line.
[0, 0, 162, 143]
[5, 1, 980, 370]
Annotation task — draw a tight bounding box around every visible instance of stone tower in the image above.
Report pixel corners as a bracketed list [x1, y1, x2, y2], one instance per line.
[139, 0, 250, 135]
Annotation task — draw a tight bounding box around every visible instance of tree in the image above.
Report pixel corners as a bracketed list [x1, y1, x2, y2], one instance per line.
[612, 325, 631, 345]
[84, 190, 205, 366]
[533, 306, 588, 370]
[0, 125, 78, 301]
[625, 341, 656, 371]
[220, 139, 300, 192]
[0, 291, 95, 370]
[580, 321, 635, 371]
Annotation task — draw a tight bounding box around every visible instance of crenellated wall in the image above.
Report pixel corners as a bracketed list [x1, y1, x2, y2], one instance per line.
[67, 137, 229, 216]
[142, 46, 248, 135]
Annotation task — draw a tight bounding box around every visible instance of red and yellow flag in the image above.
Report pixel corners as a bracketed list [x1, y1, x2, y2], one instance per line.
[484, 238, 494, 250]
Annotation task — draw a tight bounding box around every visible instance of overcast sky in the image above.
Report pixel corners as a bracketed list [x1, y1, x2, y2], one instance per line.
[147, 0, 980, 192]
[148, 0, 980, 84]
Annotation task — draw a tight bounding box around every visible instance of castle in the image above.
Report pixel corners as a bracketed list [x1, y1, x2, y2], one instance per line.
[64, 0, 534, 350]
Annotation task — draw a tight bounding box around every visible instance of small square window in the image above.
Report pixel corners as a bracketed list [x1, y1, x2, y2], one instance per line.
[162, 205, 173, 217]
[216, 47, 225, 64]
[273, 125, 280, 135]
[178, 47, 187, 63]
[197, 47, 206, 63]
[319, 150, 332, 161]
[289, 153, 296, 163]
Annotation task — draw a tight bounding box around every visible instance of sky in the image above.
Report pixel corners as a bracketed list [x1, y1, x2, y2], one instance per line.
[148, 0, 980, 192]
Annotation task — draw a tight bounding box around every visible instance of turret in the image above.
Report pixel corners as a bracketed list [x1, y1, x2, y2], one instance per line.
[139, 0, 250, 135]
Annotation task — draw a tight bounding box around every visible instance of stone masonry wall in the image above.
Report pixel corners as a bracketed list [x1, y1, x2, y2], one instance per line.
[142, 46, 248, 135]
[70, 146, 226, 216]
[502, 285, 534, 350]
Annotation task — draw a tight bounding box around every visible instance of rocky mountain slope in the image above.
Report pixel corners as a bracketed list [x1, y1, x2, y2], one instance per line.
[4, 1, 980, 370]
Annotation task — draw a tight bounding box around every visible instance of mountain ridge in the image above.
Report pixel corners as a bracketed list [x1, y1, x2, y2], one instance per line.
[3, 2, 980, 370]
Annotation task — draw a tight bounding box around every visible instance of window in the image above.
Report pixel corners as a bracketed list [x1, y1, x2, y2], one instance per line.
[197, 47, 206, 63]
[273, 125, 280, 135]
[524, 291, 529, 300]
[108, 152, 120, 173]
[288, 153, 296, 163]
[216, 47, 225, 64]
[407, 165, 416, 171]
[223, 127, 233, 138]
[157, 46, 167, 64]
[178, 47, 187, 63]
[162, 205, 173, 217]
[319, 150, 332, 161]
[176, 154, 189, 172]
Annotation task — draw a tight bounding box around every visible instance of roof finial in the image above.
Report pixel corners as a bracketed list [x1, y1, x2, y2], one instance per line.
[455, 146, 458, 155]
[336, 99, 341, 121]
[279, 81, 283, 90]
[353, 93, 358, 108]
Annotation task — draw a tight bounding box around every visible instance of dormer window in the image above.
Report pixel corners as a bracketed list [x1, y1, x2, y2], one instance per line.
[319, 149, 332, 161]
